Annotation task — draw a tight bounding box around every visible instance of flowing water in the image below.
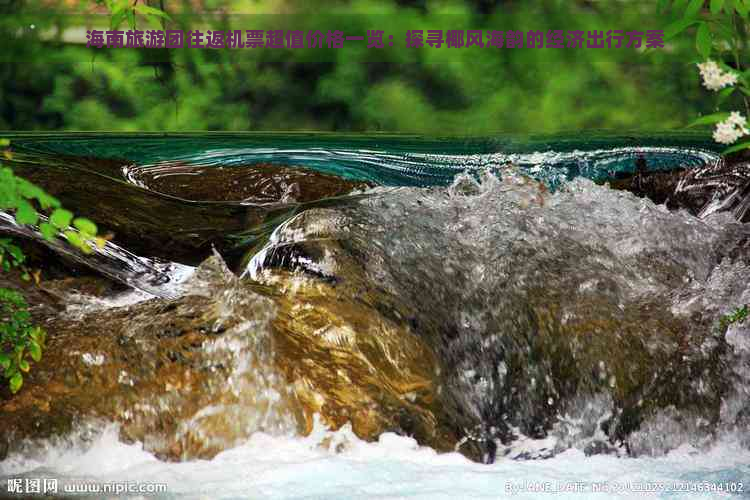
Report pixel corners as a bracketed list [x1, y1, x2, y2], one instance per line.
[0, 133, 749, 499]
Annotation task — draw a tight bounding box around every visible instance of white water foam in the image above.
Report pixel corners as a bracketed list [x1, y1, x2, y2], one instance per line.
[1, 419, 748, 500]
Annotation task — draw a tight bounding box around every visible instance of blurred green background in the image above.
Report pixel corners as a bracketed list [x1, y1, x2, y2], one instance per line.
[0, 0, 735, 133]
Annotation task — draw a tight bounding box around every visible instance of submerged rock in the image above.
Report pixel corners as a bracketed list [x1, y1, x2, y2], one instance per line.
[0, 253, 466, 462]
[609, 156, 750, 223]
[1, 256, 301, 461]
[123, 161, 374, 204]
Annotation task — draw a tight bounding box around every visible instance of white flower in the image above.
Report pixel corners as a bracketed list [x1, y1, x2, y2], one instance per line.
[697, 60, 738, 91]
[713, 111, 749, 145]
[726, 111, 748, 129]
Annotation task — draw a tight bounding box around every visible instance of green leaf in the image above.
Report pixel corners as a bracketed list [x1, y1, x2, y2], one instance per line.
[110, 8, 128, 29]
[657, 0, 670, 13]
[717, 86, 736, 104]
[109, 0, 129, 29]
[736, 0, 750, 17]
[711, 0, 726, 12]
[30, 327, 42, 343]
[723, 140, 750, 154]
[64, 230, 85, 250]
[15, 178, 42, 200]
[664, 18, 701, 41]
[685, 0, 706, 17]
[50, 208, 73, 230]
[28, 341, 41, 362]
[0, 169, 18, 209]
[73, 218, 97, 237]
[0, 138, 10, 147]
[39, 222, 57, 240]
[134, 4, 171, 20]
[15, 345, 24, 364]
[6, 244, 24, 264]
[0, 353, 9, 371]
[696, 22, 712, 58]
[126, 8, 136, 29]
[687, 111, 730, 127]
[37, 191, 60, 210]
[18, 359, 29, 372]
[9, 372, 22, 393]
[15, 200, 38, 225]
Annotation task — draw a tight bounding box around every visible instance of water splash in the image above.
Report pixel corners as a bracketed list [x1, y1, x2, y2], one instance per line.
[249, 171, 750, 457]
[2, 419, 749, 500]
[0, 211, 193, 298]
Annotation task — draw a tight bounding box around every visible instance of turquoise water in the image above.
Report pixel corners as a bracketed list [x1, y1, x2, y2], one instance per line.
[1, 131, 721, 189]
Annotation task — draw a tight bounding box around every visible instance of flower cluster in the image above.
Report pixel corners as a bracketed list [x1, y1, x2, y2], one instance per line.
[695, 60, 747, 146]
[713, 111, 749, 144]
[697, 60, 738, 91]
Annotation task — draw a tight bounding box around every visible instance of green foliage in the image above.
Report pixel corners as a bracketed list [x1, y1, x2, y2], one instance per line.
[662, 0, 749, 69]
[0, 239, 25, 274]
[0, 0, 727, 134]
[0, 138, 100, 394]
[720, 304, 749, 330]
[96, 0, 171, 30]
[696, 22, 713, 58]
[687, 111, 731, 127]
[660, 0, 750, 152]
[0, 288, 45, 394]
[723, 139, 750, 152]
[0, 164, 100, 254]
